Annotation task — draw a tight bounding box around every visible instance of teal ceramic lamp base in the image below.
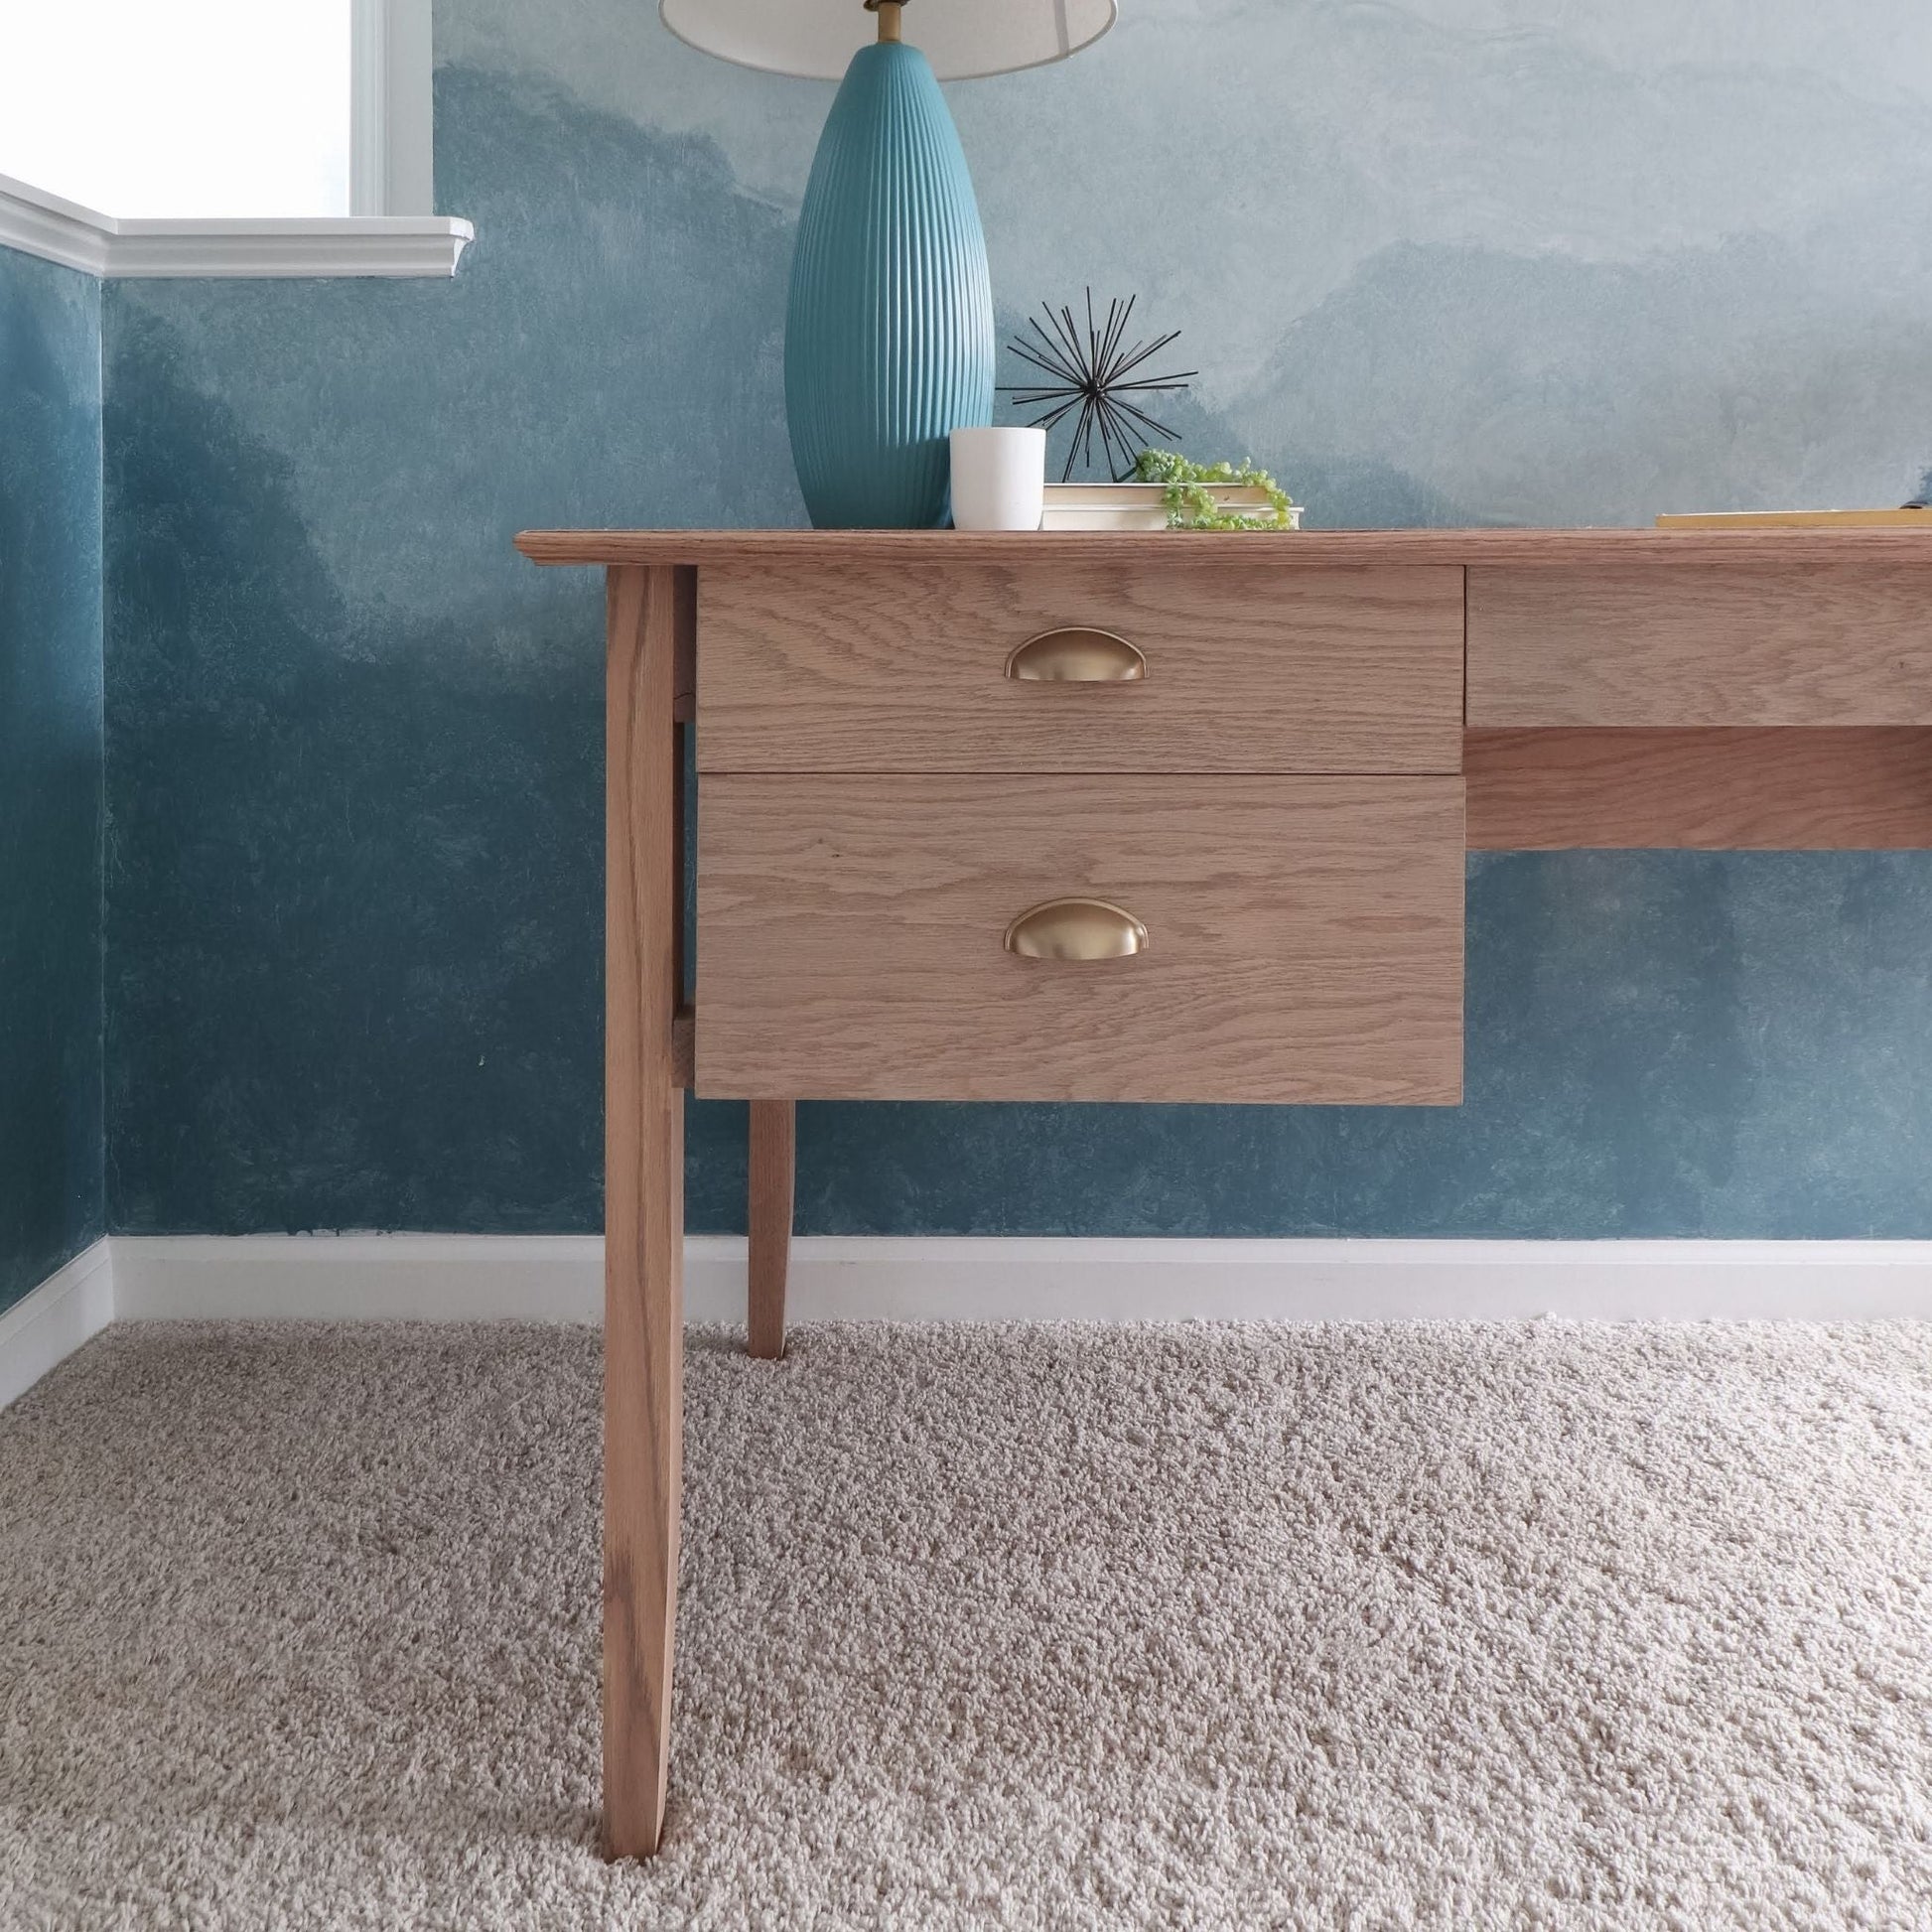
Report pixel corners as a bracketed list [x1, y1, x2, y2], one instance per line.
[659, 0, 1115, 527]
[784, 40, 995, 528]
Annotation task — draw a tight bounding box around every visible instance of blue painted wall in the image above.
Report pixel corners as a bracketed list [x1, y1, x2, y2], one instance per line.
[98, 3, 1932, 1238]
[1, 246, 103, 1312]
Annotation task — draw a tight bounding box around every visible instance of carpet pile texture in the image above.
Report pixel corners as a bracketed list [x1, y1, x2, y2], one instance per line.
[4, 1319, 1932, 1928]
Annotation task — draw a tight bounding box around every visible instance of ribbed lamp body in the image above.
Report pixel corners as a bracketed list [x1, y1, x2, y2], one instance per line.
[784, 42, 994, 528]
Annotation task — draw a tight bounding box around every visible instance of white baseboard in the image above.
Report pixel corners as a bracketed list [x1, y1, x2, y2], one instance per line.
[11, 1232, 1932, 1409]
[0, 1239, 113, 1410]
[111, 1234, 605, 1323]
[103, 1233, 1932, 1326]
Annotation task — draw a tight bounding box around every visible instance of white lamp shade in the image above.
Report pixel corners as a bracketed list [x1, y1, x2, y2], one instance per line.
[659, 0, 1117, 81]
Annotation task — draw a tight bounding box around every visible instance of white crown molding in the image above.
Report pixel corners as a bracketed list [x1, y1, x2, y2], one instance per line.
[0, 174, 113, 274]
[0, 1239, 112, 1411]
[109, 216, 472, 279]
[13, 1232, 1932, 1410]
[0, 173, 471, 280]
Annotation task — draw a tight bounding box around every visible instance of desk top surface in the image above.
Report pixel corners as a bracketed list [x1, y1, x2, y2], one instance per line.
[515, 526, 1932, 569]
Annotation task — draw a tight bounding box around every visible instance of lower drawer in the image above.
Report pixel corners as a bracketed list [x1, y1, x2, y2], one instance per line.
[696, 774, 1464, 1104]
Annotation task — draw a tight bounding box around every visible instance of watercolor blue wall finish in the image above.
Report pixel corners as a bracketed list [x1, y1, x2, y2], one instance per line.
[99, 2, 1932, 1237]
[1, 247, 103, 1312]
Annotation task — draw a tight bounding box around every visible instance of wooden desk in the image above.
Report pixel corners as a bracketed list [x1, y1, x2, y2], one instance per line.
[514, 526, 1932, 1856]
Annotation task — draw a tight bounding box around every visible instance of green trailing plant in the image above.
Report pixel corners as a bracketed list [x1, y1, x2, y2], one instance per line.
[1132, 449, 1298, 530]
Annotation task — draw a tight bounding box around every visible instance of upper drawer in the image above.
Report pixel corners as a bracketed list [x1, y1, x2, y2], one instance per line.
[697, 561, 1464, 773]
[1468, 564, 1932, 726]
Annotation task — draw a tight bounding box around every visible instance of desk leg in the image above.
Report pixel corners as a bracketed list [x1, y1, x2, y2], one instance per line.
[747, 1099, 794, 1358]
[604, 564, 688, 1860]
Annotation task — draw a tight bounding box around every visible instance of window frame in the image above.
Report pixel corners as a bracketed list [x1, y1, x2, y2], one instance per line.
[351, 0, 435, 217]
[0, 0, 469, 280]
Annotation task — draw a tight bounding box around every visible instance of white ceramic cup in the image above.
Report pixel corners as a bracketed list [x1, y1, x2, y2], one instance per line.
[949, 426, 1046, 531]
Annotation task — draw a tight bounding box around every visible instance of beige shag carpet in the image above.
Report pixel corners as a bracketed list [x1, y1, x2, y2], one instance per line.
[4, 1320, 1932, 1928]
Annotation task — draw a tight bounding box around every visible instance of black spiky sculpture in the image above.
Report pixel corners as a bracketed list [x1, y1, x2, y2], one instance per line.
[997, 290, 1198, 483]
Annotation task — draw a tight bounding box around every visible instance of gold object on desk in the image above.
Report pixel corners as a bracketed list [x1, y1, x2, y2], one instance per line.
[1657, 509, 1932, 529]
[1006, 626, 1148, 682]
[1003, 897, 1150, 959]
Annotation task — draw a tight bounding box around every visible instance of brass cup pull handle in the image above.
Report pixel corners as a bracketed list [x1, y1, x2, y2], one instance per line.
[1004, 898, 1150, 961]
[1005, 627, 1147, 682]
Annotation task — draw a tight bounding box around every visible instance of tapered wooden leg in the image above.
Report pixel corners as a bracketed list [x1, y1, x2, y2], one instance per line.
[603, 564, 692, 1860]
[747, 1099, 794, 1359]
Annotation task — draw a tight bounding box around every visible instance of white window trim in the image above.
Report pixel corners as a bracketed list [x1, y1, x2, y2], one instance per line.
[0, 0, 469, 279]
[351, 0, 435, 217]
[0, 173, 471, 278]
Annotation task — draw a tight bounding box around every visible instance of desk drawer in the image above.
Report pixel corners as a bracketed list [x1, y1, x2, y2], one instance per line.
[698, 562, 1464, 774]
[1468, 564, 1932, 725]
[696, 774, 1463, 1104]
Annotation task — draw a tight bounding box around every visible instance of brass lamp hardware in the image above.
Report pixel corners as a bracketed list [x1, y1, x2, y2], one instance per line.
[1005, 627, 1148, 683]
[1003, 898, 1150, 961]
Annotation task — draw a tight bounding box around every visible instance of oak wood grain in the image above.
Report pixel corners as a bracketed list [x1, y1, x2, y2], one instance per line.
[518, 527, 1932, 570]
[747, 1099, 794, 1360]
[697, 774, 1465, 1105]
[1466, 728, 1932, 848]
[1467, 565, 1932, 726]
[603, 564, 687, 1861]
[698, 562, 1464, 775]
